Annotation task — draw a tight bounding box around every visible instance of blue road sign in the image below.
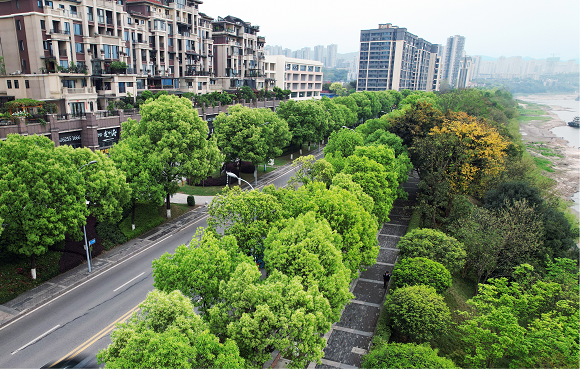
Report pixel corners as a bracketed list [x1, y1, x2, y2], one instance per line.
[89, 238, 96, 246]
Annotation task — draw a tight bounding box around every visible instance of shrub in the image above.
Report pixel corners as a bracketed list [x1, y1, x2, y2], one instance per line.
[361, 342, 457, 369]
[239, 161, 255, 174]
[392, 257, 452, 293]
[96, 221, 127, 251]
[187, 195, 195, 206]
[397, 228, 466, 273]
[384, 285, 451, 343]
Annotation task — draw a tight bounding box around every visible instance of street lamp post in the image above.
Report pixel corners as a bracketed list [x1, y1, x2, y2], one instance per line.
[79, 160, 97, 273]
[342, 125, 355, 132]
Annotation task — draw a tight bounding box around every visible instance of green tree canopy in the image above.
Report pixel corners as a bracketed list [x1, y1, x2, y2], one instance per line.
[385, 285, 451, 343]
[58, 146, 131, 223]
[287, 155, 335, 189]
[330, 173, 374, 215]
[276, 99, 328, 150]
[0, 134, 86, 275]
[213, 104, 291, 166]
[97, 290, 245, 369]
[152, 229, 252, 314]
[361, 342, 457, 369]
[207, 262, 332, 368]
[207, 187, 283, 260]
[264, 182, 379, 279]
[458, 264, 579, 368]
[124, 95, 223, 217]
[397, 228, 466, 274]
[392, 257, 452, 293]
[323, 128, 364, 159]
[387, 100, 444, 147]
[264, 211, 353, 321]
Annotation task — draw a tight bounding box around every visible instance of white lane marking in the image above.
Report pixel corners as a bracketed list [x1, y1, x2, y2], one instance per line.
[0, 233, 175, 332]
[11, 325, 60, 355]
[113, 272, 145, 292]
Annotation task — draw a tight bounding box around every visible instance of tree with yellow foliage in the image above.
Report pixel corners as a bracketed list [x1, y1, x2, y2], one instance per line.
[412, 112, 509, 226]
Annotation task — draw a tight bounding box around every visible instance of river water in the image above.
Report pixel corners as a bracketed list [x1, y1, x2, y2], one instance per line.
[518, 95, 580, 213]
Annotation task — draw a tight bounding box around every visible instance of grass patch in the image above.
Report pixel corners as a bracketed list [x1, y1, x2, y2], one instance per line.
[525, 144, 564, 157]
[0, 250, 62, 304]
[179, 184, 226, 196]
[119, 202, 193, 240]
[433, 274, 477, 364]
[406, 206, 422, 234]
[518, 115, 550, 122]
[532, 156, 555, 172]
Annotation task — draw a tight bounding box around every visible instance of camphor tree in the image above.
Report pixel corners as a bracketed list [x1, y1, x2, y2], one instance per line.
[97, 289, 246, 369]
[153, 228, 253, 314]
[207, 186, 282, 261]
[264, 211, 353, 321]
[57, 146, 131, 223]
[391, 257, 452, 294]
[206, 262, 333, 369]
[264, 182, 379, 279]
[121, 95, 222, 218]
[287, 155, 335, 189]
[213, 104, 291, 184]
[109, 129, 165, 231]
[361, 342, 457, 369]
[276, 99, 328, 156]
[0, 134, 86, 279]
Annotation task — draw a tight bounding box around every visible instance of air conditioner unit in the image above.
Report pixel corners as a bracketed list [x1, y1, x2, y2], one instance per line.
[94, 32, 99, 36]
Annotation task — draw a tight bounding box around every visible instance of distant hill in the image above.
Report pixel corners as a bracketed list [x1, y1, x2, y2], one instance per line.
[337, 51, 358, 61]
[479, 55, 579, 63]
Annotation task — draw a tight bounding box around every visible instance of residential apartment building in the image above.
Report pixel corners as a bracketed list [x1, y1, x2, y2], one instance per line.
[0, 1, 270, 115]
[211, 15, 268, 90]
[264, 55, 322, 100]
[356, 23, 440, 92]
[326, 44, 337, 68]
[441, 35, 465, 88]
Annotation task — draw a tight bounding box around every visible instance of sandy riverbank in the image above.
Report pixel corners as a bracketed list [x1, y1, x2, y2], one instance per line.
[516, 94, 579, 215]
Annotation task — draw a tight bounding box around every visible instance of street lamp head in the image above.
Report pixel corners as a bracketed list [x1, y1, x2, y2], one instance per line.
[88, 160, 97, 165]
[226, 171, 239, 179]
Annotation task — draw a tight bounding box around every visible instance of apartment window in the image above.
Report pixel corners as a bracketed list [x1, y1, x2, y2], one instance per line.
[81, 77, 87, 87]
[64, 22, 70, 35]
[70, 5, 77, 14]
[97, 9, 104, 23]
[60, 60, 68, 68]
[40, 20, 45, 29]
[43, 41, 49, 50]
[87, 7, 93, 21]
[37, 0, 42, 8]
[21, 59, 26, 70]
[118, 82, 126, 93]
[19, 40, 24, 51]
[315, 66, 321, 72]
[168, 38, 173, 46]
[136, 79, 145, 89]
[300, 65, 306, 71]
[146, 5, 150, 12]
[16, 1, 19, 9]
[124, 31, 129, 41]
[127, 18, 132, 24]
[14, 80, 19, 89]
[59, 4, 63, 9]
[16, 20, 21, 30]
[25, 80, 29, 88]
[44, 1, 53, 9]
[7, 80, 11, 89]
[62, 80, 75, 88]
[73, 23, 82, 36]
[125, 47, 130, 57]
[127, 82, 133, 87]
[75, 42, 83, 53]
[308, 66, 313, 72]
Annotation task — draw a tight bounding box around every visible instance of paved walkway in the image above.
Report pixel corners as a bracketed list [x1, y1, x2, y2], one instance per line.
[308, 172, 419, 369]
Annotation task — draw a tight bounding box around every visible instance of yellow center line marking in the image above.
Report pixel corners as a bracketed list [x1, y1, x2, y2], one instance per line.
[50, 303, 141, 367]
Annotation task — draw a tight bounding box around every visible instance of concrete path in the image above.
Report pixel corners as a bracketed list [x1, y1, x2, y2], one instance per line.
[170, 192, 214, 206]
[306, 172, 420, 369]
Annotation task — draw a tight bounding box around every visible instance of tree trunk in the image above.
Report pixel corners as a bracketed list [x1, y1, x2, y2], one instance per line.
[30, 254, 36, 280]
[166, 193, 171, 218]
[131, 200, 136, 231]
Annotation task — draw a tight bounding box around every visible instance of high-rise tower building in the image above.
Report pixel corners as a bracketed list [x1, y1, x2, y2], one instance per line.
[356, 23, 440, 92]
[326, 44, 337, 67]
[441, 35, 465, 88]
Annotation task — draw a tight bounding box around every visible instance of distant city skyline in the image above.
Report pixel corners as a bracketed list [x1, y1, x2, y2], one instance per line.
[200, 0, 579, 61]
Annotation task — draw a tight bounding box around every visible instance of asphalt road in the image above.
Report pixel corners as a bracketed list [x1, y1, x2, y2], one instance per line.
[0, 154, 317, 369]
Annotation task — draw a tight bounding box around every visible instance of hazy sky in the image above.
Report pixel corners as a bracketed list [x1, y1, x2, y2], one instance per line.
[200, 0, 579, 61]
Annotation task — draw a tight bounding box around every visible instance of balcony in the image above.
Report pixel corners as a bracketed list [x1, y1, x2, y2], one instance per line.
[96, 0, 114, 9]
[62, 87, 97, 94]
[50, 29, 70, 40]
